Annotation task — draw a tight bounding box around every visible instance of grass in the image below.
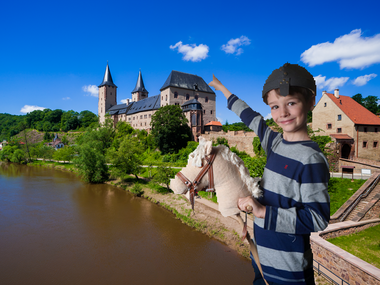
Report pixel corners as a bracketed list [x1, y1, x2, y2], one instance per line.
[327, 224, 380, 268]
[328, 177, 366, 215]
[197, 190, 218, 203]
[29, 160, 76, 171]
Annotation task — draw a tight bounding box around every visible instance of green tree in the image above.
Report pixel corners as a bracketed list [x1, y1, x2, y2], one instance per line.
[53, 146, 74, 163]
[60, 110, 80, 132]
[152, 165, 175, 190]
[74, 142, 109, 183]
[78, 110, 98, 128]
[352, 93, 363, 105]
[107, 137, 142, 179]
[363, 95, 379, 114]
[39, 145, 55, 161]
[150, 105, 191, 154]
[10, 149, 26, 164]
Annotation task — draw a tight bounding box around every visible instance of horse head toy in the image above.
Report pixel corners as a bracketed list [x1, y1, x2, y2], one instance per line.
[170, 137, 262, 218]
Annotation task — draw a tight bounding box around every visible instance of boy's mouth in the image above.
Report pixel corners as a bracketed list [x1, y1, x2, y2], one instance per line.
[279, 118, 295, 125]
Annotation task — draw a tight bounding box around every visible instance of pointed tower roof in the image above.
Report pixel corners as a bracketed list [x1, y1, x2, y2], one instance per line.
[131, 70, 148, 93]
[99, 63, 117, 88]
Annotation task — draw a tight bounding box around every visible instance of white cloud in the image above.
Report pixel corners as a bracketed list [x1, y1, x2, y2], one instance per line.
[20, 105, 46, 114]
[314, 75, 349, 91]
[221, 36, 251, 55]
[264, 113, 272, 120]
[352, 73, 377, 86]
[82, 84, 99, 97]
[301, 29, 380, 69]
[170, 41, 209, 62]
[62, 97, 70, 100]
[120, 98, 131, 104]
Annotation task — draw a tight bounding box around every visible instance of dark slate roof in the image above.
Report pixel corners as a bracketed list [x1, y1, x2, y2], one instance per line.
[181, 99, 201, 107]
[99, 63, 117, 88]
[131, 70, 148, 93]
[106, 95, 161, 116]
[160, 71, 215, 94]
[127, 95, 160, 115]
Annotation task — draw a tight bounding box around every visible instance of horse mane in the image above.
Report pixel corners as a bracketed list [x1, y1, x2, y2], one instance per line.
[189, 137, 261, 197]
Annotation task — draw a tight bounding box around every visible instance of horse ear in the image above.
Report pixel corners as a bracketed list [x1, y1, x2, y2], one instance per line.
[204, 140, 213, 155]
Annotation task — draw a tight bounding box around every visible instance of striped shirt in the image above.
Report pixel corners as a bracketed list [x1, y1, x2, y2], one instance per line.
[228, 95, 330, 285]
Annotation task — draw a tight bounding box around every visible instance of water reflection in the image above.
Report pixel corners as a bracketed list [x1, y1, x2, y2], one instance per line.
[0, 163, 253, 284]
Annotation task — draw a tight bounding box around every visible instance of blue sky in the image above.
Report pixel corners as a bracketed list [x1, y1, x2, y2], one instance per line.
[1, 0, 380, 124]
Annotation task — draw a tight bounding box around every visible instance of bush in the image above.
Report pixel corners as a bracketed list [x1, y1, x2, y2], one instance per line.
[130, 183, 144, 196]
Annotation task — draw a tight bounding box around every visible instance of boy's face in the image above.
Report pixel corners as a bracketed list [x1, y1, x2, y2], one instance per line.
[267, 90, 314, 141]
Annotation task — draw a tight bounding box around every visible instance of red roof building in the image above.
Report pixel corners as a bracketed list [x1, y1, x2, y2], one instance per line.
[313, 89, 380, 161]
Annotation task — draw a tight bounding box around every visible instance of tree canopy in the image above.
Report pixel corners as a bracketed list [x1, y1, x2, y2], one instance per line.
[150, 105, 191, 154]
[352, 93, 379, 114]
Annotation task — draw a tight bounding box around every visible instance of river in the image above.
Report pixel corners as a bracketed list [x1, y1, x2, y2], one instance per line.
[0, 163, 253, 284]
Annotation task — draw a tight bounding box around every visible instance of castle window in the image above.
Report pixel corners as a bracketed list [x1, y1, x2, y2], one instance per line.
[374, 141, 378, 148]
[195, 95, 199, 100]
[191, 114, 197, 126]
[149, 114, 151, 118]
[140, 115, 143, 119]
[175, 103, 179, 105]
[186, 94, 190, 100]
[375, 128, 378, 133]
[337, 128, 342, 133]
[327, 123, 332, 129]
[363, 141, 368, 148]
[204, 110, 205, 114]
[324, 102, 327, 107]
[166, 95, 168, 101]
[337, 114, 342, 121]
[205, 97, 209, 103]
[174, 92, 178, 98]
[210, 110, 213, 114]
[144, 115, 147, 119]
[364, 127, 367, 133]
[145, 122, 147, 126]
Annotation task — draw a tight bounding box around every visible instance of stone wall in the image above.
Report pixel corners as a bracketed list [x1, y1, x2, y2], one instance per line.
[202, 130, 257, 156]
[338, 158, 380, 174]
[311, 220, 380, 285]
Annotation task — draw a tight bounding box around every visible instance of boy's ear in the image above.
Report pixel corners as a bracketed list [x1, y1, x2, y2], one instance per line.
[309, 97, 316, 111]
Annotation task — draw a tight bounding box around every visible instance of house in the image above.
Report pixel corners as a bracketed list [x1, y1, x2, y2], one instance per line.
[313, 89, 380, 161]
[47, 134, 64, 150]
[204, 121, 223, 132]
[98, 64, 217, 140]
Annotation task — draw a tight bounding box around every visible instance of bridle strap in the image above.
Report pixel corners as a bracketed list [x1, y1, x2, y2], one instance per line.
[175, 153, 216, 210]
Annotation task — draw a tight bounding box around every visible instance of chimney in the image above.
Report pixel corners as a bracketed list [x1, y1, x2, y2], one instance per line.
[322, 90, 327, 96]
[126, 99, 130, 105]
[334, 89, 339, 99]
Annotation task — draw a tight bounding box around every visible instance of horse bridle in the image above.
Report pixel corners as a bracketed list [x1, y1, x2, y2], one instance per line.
[175, 152, 217, 211]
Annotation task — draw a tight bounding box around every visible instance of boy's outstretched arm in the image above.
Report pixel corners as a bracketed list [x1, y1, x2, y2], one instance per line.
[208, 75, 232, 100]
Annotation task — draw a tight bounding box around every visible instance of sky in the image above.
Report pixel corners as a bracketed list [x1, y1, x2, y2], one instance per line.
[1, 0, 380, 124]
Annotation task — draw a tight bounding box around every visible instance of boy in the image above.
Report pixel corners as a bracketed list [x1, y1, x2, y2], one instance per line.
[209, 63, 330, 285]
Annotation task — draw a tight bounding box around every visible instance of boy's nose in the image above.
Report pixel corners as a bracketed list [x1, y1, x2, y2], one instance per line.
[279, 107, 289, 117]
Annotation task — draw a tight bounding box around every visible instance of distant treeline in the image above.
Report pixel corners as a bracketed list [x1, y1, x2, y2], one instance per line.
[0, 109, 98, 141]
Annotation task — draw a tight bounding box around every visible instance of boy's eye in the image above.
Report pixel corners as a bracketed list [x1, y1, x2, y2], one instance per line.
[271, 105, 278, 110]
[288, 102, 296, 106]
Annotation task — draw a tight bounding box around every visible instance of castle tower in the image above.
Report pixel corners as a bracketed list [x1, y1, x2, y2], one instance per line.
[98, 63, 117, 124]
[131, 70, 148, 102]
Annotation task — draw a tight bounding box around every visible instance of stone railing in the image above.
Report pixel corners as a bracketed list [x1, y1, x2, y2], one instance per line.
[311, 219, 380, 285]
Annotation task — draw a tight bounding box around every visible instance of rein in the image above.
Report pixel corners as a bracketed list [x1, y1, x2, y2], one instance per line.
[175, 152, 216, 211]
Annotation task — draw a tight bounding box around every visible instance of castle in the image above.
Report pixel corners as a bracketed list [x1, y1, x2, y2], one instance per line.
[98, 64, 217, 140]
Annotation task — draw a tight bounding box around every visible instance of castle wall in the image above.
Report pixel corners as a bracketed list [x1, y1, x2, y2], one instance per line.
[202, 130, 257, 156]
[164, 87, 216, 125]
